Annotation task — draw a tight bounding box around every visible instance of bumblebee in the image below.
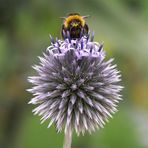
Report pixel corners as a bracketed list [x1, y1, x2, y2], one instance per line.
[61, 13, 89, 39]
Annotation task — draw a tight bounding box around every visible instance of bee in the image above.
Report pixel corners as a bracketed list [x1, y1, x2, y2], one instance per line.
[61, 13, 89, 39]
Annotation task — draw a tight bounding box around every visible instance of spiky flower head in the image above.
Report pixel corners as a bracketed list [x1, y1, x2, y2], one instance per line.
[28, 34, 123, 135]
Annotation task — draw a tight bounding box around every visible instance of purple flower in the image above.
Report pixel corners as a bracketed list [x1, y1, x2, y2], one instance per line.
[28, 35, 123, 135]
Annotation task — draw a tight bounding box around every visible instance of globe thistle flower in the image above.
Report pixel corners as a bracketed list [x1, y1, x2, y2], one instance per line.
[28, 33, 123, 147]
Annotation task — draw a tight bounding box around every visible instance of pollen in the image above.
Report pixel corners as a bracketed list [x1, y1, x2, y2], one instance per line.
[72, 22, 78, 27]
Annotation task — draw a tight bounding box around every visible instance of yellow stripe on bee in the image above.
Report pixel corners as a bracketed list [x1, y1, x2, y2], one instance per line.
[64, 15, 85, 28]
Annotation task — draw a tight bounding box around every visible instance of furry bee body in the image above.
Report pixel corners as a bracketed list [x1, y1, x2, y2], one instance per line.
[62, 13, 89, 39]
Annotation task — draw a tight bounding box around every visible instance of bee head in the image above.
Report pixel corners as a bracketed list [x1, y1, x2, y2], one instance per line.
[63, 14, 85, 28]
[61, 13, 89, 39]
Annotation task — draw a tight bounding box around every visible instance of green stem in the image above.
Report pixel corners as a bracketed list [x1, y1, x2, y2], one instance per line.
[63, 129, 72, 148]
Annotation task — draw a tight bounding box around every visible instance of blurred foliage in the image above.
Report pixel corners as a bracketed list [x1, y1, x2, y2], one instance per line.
[0, 0, 148, 148]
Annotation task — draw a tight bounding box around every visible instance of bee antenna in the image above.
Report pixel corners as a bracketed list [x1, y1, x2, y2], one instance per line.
[82, 15, 90, 19]
[60, 17, 66, 19]
[98, 43, 104, 52]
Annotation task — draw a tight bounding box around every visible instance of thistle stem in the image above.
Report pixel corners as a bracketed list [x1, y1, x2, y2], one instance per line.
[63, 129, 72, 148]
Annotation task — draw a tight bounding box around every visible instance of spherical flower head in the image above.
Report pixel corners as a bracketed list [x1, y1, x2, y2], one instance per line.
[28, 34, 123, 135]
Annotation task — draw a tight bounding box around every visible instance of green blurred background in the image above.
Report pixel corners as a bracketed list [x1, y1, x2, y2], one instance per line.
[0, 0, 148, 148]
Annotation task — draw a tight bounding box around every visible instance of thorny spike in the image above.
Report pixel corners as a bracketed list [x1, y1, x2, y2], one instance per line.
[62, 30, 67, 40]
[98, 43, 103, 52]
[67, 31, 71, 43]
[76, 40, 79, 48]
[80, 30, 83, 39]
[81, 39, 83, 49]
[49, 34, 55, 44]
[86, 31, 90, 42]
[58, 47, 61, 53]
[90, 31, 94, 42]
[90, 46, 93, 53]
